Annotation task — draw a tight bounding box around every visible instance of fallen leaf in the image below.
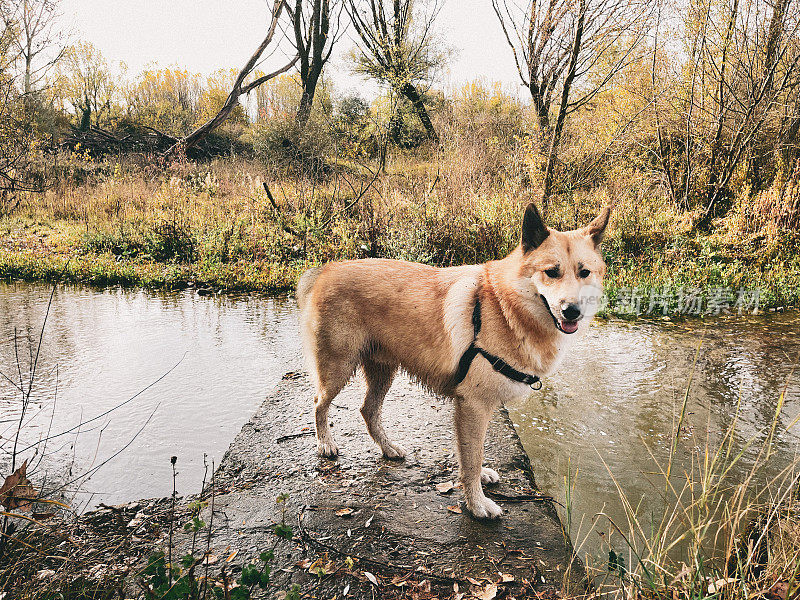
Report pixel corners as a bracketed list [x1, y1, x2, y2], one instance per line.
[499, 573, 515, 583]
[295, 558, 313, 569]
[226, 550, 239, 563]
[310, 557, 336, 575]
[335, 507, 354, 517]
[447, 505, 462, 514]
[474, 582, 498, 600]
[0, 461, 37, 512]
[343, 583, 350, 596]
[767, 580, 791, 600]
[364, 514, 374, 527]
[390, 575, 409, 587]
[364, 571, 378, 586]
[467, 577, 482, 585]
[436, 481, 455, 494]
[707, 578, 737, 594]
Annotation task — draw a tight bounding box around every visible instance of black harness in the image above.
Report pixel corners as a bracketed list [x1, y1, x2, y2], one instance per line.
[452, 297, 543, 389]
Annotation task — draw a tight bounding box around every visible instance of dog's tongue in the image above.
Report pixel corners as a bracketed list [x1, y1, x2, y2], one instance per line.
[560, 320, 579, 334]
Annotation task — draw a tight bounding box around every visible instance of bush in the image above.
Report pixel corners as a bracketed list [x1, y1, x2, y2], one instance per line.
[251, 118, 332, 176]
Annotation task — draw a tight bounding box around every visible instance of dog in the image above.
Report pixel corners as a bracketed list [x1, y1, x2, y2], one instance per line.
[296, 203, 610, 519]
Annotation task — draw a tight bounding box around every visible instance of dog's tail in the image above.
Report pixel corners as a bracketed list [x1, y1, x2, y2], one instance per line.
[296, 266, 323, 311]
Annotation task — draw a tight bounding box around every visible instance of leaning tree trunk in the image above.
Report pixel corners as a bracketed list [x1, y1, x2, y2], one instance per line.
[399, 82, 439, 144]
[171, 0, 297, 153]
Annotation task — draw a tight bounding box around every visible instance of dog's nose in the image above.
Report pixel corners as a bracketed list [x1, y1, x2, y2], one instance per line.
[561, 303, 582, 321]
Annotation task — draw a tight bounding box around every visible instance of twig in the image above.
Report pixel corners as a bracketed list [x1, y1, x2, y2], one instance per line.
[169, 455, 178, 586]
[263, 182, 302, 238]
[277, 431, 314, 443]
[201, 460, 216, 600]
[485, 491, 554, 503]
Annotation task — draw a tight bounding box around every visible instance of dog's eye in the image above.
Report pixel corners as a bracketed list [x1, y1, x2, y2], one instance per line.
[578, 268, 591, 279]
[544, 267, 560, 279]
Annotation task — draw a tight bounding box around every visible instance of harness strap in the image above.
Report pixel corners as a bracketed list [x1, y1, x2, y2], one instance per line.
[452, 295, 542, 389]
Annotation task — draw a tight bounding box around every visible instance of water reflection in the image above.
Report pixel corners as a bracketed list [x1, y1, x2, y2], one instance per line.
[509, 314, 800, 565]
[0, 282, 303, 508]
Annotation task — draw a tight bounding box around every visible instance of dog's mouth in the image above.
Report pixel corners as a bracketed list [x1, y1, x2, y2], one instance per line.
[539, 295, 581, 335]
[557, 319, 580, 334]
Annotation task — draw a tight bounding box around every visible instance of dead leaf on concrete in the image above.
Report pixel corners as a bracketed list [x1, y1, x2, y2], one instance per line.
[436, 481, 455, 494]
[309, 556, 336, 575]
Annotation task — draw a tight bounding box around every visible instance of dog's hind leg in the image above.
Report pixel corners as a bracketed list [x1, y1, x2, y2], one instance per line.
[312, 357, 354, 458]
[361, 358, 406, 459]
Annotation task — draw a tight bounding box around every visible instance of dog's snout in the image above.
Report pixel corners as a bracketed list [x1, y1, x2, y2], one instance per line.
[561, 303, 582, 321]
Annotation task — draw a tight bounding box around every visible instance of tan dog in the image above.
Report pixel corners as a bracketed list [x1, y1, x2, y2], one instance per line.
[297, 203, 610, 519]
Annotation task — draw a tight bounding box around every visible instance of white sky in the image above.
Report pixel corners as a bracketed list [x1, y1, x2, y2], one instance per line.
[57, 0, 527, 100]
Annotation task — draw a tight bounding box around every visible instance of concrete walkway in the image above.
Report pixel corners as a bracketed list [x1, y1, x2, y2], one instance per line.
[204, 372, 587, 599]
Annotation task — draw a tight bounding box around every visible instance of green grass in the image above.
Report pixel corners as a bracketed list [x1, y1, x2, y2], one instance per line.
[2, 154, 800, 316]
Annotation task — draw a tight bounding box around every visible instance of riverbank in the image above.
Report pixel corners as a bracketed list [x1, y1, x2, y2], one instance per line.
[2, 213, 800, 318]
[3, 155, 800, 316]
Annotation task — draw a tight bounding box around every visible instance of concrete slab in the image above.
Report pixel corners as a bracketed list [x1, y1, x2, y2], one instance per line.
[201, 372, 587, 599]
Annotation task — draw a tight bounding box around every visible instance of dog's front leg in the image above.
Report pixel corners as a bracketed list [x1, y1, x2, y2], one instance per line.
[454, 394, 502, 519]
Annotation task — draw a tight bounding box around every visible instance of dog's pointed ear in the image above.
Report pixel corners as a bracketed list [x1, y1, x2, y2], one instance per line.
[585, 206, 611, 247]
[521, 203, 549, 252]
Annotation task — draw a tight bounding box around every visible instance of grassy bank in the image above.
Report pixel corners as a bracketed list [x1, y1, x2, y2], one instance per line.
[3, 152, 800, 316]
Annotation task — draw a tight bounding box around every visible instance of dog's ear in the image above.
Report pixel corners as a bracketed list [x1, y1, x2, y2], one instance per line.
[585, 206, 611, 247]
[521, 203, 549, 252]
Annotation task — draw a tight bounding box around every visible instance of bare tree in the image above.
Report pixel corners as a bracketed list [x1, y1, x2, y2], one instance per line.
[699, 0, 800, 227]
[286, 0, 344, 127]
[175, 0, 298, 152]
[493, 0, 651, 209]
[1, 0, 65, 96]
[492, 0, 649, 131]
[659, 0, 800, 229]
[346, 0, 443, 142]
[0, 11, 43, 214]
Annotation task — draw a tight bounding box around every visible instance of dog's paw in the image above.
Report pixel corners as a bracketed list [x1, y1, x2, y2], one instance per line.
[467, 496, 503, 520]
[480, 467, 500, 485]
[381, 442, 408, 460]
[317, 440, 339, 458]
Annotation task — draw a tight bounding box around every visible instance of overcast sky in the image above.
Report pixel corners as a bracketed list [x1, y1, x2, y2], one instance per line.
[58, 0, 527, 99]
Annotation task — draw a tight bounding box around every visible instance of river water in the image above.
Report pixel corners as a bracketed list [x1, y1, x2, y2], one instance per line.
[1, 281, 798, 568]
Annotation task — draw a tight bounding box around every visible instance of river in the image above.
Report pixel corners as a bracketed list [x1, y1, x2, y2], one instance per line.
[1, 281, 798, 569]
